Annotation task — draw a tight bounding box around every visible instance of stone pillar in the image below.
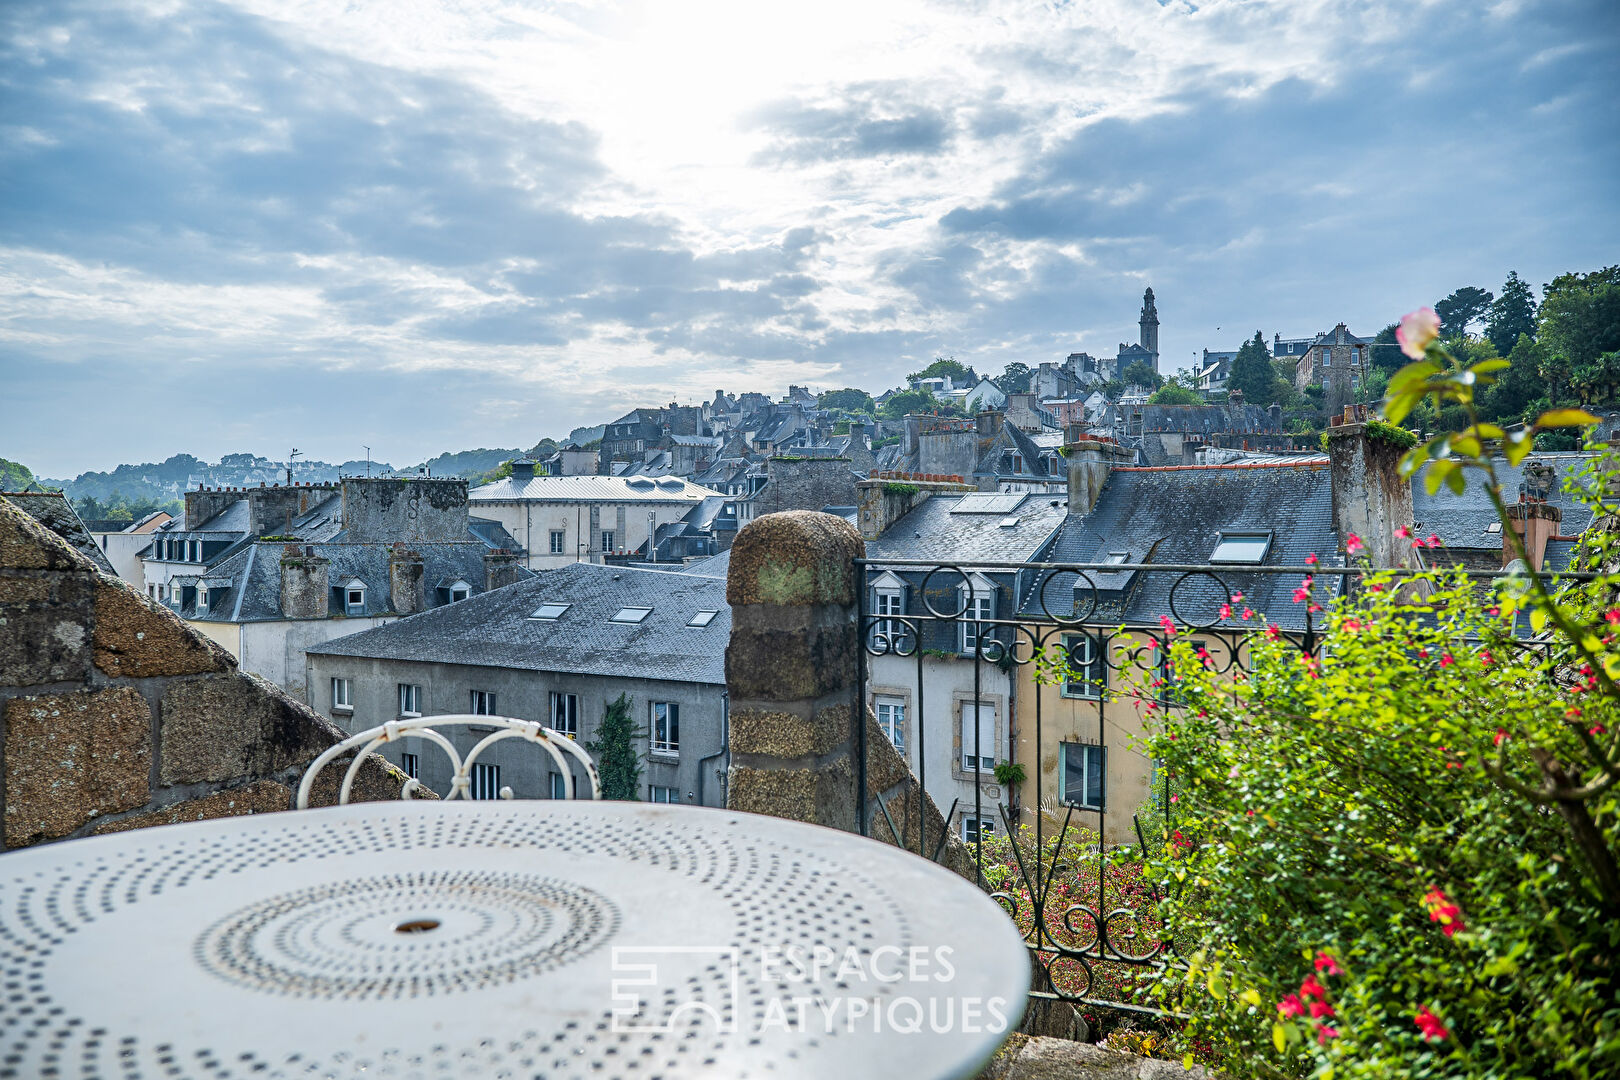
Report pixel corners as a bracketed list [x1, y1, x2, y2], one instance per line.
[388, 546, 425, 614]
[1065, 437, 1134, 515]
[484, 550, 524, 592]
[279, 545, 330, 619]
[1325, 421, 1418, 568]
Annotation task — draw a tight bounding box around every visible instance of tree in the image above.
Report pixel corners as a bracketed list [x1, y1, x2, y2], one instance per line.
[879, 388, 960, 420]
[994, 362, 1032, 395]
[1434, 285, 1493, 338]
[817, 387, 876, 414]
[1369, 323, 1404, 372]
[1481, 334, 1544, 423]
[1538, 265, 1620, 372]
[1, 458, 38, 491]
[1121, 360, 1162, 390]
[1147, 382, 1201, 405]
[1486, 271, 1537, 355]
[906, 356, 976, 386]
[586, 693, 643, 800]
[1228, 331, 1275, 405]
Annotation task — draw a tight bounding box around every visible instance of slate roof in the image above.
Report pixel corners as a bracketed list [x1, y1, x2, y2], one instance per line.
[1112, 403, 1282, 434]
[466, 516, 524, 552]
[1020, 462, 1341, 629]
[681, 549, 732, 577]
[865, 490, 1069, 564]
[2, 493, 117, 574]
[308, 563, 730, 684]
[196, 541, 527, 622]
[1411, 454, 1602, 549]
[470, 476, 719, 503]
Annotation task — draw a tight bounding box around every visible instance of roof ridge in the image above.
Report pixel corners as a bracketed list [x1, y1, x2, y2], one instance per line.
[1116, 461, 1327, 472]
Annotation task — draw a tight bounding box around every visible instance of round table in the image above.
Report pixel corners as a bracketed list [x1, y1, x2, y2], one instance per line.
[0, 802, 1027, 1079]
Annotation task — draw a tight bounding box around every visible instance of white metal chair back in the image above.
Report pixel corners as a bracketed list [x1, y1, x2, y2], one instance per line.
[296, 714, 602, 809]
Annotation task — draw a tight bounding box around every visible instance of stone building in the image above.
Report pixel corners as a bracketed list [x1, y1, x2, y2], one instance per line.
[1293, 322, 1374, 418]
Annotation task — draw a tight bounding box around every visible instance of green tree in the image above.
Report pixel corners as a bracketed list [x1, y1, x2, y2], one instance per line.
[1369, 323, 1404, 372]
[1147, 382, 1201, 405]
[879, 388, 962, 420]
[1486, 270, 1537, 355]
[586, 693, 643, 800]
[1538, 265, 1620, 372]
[906, 356, 976, 386]
[1434, 285, 1493, 337]
[1481, 334, 1545, 422]
[817, 387, 876, 414]
[1121, 360, 1162, 390]
[1227, 331, 1275, 405]
[1, 458, 39, 491]
[994, 362, 1032, 394]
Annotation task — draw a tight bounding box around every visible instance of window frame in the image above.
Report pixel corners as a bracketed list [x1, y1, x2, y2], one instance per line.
[1210, 531, 1272, 564]
[649, 785, 680, 804]
[469, 689, 497, 716]
[875, 696, 907, 754]
[687, 610, 719, 628]
[470, 762, 501, 801]
[600, 529, 616, 552]
[549, 691, 579, 738]
[549, 772, 568, 799]
[400, 751, 419, 779]
[962, 815, 997, 843]
[530, 602, 570, 620]
[344, 581, 366, 616]
[960, 701, 996, 772]
[960, 578, 995, 656]
[549, 529, 565, 555]
[398, 683, 421, 717]
[1061, 742, 1107, 811]
[331, 677, 352, 711]
[610, 606, 652, 624]
[1060, 632, 1107, 699]
[650, 701, 680, 757]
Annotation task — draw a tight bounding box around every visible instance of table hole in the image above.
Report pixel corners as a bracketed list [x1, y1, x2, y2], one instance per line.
[393, 919, 441, 934]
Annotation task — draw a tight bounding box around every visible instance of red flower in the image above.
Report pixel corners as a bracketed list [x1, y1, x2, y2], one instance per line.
[1494, 728, 1508, 746]
[1343, 619, 1361, 632]
[1276, 994, 1304, 1018]
[1305, 552, 1319, 565]
[1159, 614, 1177, 637]
[1423, 887, 1465, 936]
[1592, 724, 1608, 736]
[1480, 651, 1493, 665]
[1346, 533, 1364, 555]
[1242, 607, 1255, 620]
[1440, 654, 1454, 667]
[1425, 534, 1440, 548]
[1265, 624, 1280, 640]
[1316, 1025, 1340, 1045]
[1567, 706, 1582, 720]
[1605, 609, 1620, 625]
[1417, 648, 1429, 659]
[1414, 1006, 1449, 1041]
[1298, 975, 1326, 1000]
[1230, 591, 1244, 602]
[1219, 603, 1232, 619]
[1396, 525, 1412, 539]
[1310, 1000, 1336, 1019]
[1314, 950, 1343, 976]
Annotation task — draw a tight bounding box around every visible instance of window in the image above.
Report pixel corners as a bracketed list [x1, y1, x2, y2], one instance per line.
[874, 585, 905, 648]
[448, 580, 470, 603]
[470, 690, 497, 716]
[400, 752, 419, 779]
[1210, 532, 1271, 564]
[1321, 349, 1331, 367]
[1105, 551, 1129, 565]
[649, 785, 680, 804]
[651, 702, 679, 756]
[530, 602, 570, 620]
[331, 678, 352, 710]
[196, 586, 208, 611]
[688, 610, 719, 628]
[600, 530, 616, 552]
[549, 530, 565, 554]
[961, 703, 996, 772]
[961, 583, 994, 655]
[549, 692, 579, 738]
[398, 683, 421, 717]
[470, 762, 501, 800]
[1062, 743, 1107, 810]
[1009, 453, 1024, 474]
[550, 772, 568, 799]
[610, 606, 652, 624]
[1159, 639, 1205, 704]
[1061, 634, 1107, 698]
[876, 697, 906, 754]
[962, 816, 996, 843]
[170, 581, 181, 603]
[344, 582, 366, 615]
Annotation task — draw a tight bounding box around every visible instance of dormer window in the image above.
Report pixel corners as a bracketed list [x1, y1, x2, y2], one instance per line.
[344, 580, 367, 615]
[447, 579, 471, 603]
[197, 586, 208, 611]
[1210, 532, 1272, 564]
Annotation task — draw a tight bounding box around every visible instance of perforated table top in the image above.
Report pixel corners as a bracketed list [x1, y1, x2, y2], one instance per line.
[0, 801, 1028, 1080]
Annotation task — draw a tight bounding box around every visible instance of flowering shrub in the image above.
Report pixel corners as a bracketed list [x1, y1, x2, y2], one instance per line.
[1140, 327, 1620, 1077]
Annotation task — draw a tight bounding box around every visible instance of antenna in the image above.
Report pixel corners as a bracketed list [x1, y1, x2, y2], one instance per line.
[363, 446, 371, 477]
[287, 448, 302, 485]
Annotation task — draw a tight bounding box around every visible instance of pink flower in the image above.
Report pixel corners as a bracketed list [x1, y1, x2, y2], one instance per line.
[1305, 552, 1319, 565]
[1346, 533, 1364, 555]
[1159, 614, 1177, 637]
[1423, 887, 1465, 936]
[1440, 654, 1454, 667]
[1299, 975, 1327, 1000]
[1219, 603, 1232, 619]
[1425, 534, 1440, 548]
[1414, 1006, 1450, 1041]
[1310, 1000, 1336, 1020]
[1314, 951, 1343, 976]
[1276, 994, 1305, 1018]
[1265, 624, 1281, 640]
[1197, 646, 1213, 666]
[1606, 609, 1620, 626]
[1231, 592, 1244, 602]
[1494, 728, 1508, 746]
[1396, 525, 1412, 539]
[1242, 607, 1255, 620]
[1317, 1025, 1340, 1046]
[1343, 619, 1361, 632]
[1480, 651, 1493, 665]
[1397, 306, 1442, 359]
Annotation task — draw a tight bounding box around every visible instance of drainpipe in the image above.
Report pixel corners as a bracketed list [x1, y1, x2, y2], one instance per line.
[696, 690, 729, 807]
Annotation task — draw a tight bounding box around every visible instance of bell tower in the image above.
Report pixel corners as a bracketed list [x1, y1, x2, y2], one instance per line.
[1139, 287, 1160, 366]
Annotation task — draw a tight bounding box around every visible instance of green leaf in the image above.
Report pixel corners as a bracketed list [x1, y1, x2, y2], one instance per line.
[1465, 423, 1506, 440]
[1425, 458, 1458, 496]
[1505, 429, 1535, 466]
[1240, 988, 1262, 1008]
[1388, 359, 1441, 393]
[1445, 465, 1466, 494]
[1450, 435, 1482, 458]
[1535, 408, 1600, 429]
[1383, 390, 1421, 426]
[1272, 1023, 1288, 1054]
[1468, 358, 1512, 375]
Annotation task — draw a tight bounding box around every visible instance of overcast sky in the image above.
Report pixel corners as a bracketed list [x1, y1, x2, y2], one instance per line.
[3, 0, 1617, 477]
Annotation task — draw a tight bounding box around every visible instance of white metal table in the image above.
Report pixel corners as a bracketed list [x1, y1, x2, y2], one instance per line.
[0, 802, 1027, 1079]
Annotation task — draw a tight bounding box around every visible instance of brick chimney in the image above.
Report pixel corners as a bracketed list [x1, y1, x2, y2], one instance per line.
[1065, 436, 1135, 515]
[1504, 460, 1561, 570]
[1325, 416, 1417, 568]
[388, 545, 425, 615]
[279, 545, 330, 619]
[484, 550, 524, 592]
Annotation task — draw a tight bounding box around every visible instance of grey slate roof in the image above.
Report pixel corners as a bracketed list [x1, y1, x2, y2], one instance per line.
[681, 549, 732, 577]
[866, 491, 1069, 563]
[1412, 454, 1602, 549]
[3, 493, 117, 574]
[470, 476, 718, 504]
[1022, 462, 1340, 629]
[308, 563, 730, 684]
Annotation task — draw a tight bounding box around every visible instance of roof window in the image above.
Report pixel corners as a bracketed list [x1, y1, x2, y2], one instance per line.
[610, 606, 653, 624]
[1210, 532, 1272, 564]
[530, 602, 571, 620]
[998, 517, 1020, 528]
[1105, 551, 1129, 564]
[687, 610, 719, 627]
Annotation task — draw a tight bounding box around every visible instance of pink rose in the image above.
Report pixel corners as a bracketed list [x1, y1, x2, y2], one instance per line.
[1397, 306, 1442, 359]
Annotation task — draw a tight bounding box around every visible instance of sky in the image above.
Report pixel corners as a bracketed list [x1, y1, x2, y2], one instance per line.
[2, 0, 1617, 478]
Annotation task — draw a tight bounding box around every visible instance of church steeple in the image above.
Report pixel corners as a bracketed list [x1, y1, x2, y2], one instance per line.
[1139, 287, 1160, 365]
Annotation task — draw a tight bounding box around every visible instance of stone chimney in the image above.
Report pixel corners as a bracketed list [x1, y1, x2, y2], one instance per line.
[484, 550, 524, 592]
[388, 545, 425, 615]
[340, 477, 468, 544]
[903, 415, 921, 456]
[975, 410, 1004, 439]
[1504, 460, 1561, 570]
[1268, 403, 1282, 429]
[855, 478, 971, 540]
[1065, 437, 1135, 515]
[279, 545, 330, 619]
[1324, 414, 1417, 568]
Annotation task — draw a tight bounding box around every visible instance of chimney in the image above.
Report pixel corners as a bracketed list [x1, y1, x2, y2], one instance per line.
[388, 545, 425, 615]
[1065, 436, 1134, 515]
[976, 410, 1004, 439]
[485, 550, 524, 592]
[510, 458, 537, 481]
[1325, 421, 1417, 568]
[1268, 403, 1282, 429]
[279, 545, 330, 619]
[903, 415, 921, 456]
[1504, 460, 1561, 570]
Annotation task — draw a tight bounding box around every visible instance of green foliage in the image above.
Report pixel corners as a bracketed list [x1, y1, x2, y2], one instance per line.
[0, 458, 40, 491]
[71, 492, 181, 522]
[412, 447, 526, 479]
[1486, 271, 1537, 356]
[880, 388, 960, 420]
[1122, 360, 1163, 390]
[1369, 324, 1405, 372]
[1538, 265, 1620, 372]
[1148, 382, 1202, 405]
[992, 760, 1026, 788]
[994, 362, 1032, 394]
[1363, 418, 1417, 450]
[586, 693, 643, 800]
[882, 482, 919, 497]
[907, 356, 977, 385]
[1435, 285, 1494, 337]
[1229, 331, 1276, 406]
[818, 387, 876, 414]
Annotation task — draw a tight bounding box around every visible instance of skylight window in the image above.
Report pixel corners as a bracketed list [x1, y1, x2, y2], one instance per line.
[530, 603, 571, 620]
[998, 517, 1020, 528]
[610, 606, 653, 624]
[1210, 533, 1271, 564]
[688, 610, 719, 627]
[1105, 552, 1129, 564]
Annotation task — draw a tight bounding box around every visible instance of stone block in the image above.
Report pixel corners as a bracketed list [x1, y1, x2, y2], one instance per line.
[159, 671, 338, 786]
[728, 757, 855, 830]
[91, 780, 292, 834]
[93, 577, 234, 679]
[303, 753, 436, 807]
[0, 569, 94, 686]
[0, 498, 91, 572]
[725, 604, 857, 701]
[4, 687, 152, 848]
[727, 510, 863, 607]
[729, 702, 850, 759]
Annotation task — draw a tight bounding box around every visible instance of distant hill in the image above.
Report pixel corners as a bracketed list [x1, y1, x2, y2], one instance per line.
[1, 457, 49, 491]
[408, 448, 524, 478]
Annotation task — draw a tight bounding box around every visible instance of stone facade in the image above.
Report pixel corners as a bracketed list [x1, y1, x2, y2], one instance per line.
[0, 498, 414, 851]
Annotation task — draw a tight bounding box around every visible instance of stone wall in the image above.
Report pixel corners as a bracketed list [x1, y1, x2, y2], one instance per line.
[340, 477, 469, 543]
[1, 498, 415, 851]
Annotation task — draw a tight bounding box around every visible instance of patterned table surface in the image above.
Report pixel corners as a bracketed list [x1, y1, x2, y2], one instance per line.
[0, 801, 1027, 1080]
